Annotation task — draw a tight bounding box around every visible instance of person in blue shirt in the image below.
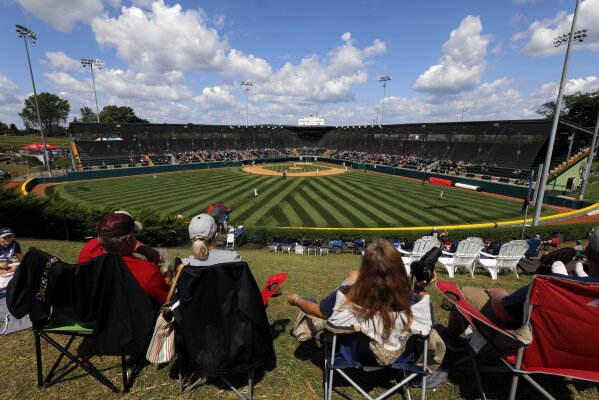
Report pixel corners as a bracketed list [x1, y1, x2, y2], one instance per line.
[0, 228, 23, 273]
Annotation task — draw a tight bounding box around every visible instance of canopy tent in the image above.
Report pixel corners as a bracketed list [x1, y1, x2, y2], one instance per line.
[21, 143, 60, 150]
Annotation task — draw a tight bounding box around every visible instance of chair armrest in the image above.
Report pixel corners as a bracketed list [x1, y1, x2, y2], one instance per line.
[398, 249, 412, 255]
[479, 251, 497, 259]
[441, 250, 455, 256]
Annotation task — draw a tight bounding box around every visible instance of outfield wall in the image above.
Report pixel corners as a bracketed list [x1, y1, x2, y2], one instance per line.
[30, 156, 594, 211]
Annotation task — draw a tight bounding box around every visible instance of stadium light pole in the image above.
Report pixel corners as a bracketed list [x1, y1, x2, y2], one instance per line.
[378, 76, 391, 125]
[241, 81, 252, 128]
[81, 58, 103, 123]
[16, 24, 52, 177]
[458, 106, 468, 122]
[532, 0, 585, 226]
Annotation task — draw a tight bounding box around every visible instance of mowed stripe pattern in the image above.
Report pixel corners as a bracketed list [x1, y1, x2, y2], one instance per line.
[54, 168, 550, 228]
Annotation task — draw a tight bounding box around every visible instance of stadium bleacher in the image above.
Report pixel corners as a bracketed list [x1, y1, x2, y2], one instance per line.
[69, 119, 574, 184]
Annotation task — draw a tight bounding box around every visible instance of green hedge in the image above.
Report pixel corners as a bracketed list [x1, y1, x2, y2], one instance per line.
[2, 185, 595, 247]
[0, 188, 187, 246]
[243, 223, 597, 245]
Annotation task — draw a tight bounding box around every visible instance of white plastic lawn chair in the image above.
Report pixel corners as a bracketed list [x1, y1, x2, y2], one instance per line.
[438, 237, 485, 278]
[399, 236, 440, 276]
[478, 240, 529, 280]
[295, 245, 305, 255]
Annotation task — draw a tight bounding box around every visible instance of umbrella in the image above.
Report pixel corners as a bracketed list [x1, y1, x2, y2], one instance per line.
[21, 142, 59, 150]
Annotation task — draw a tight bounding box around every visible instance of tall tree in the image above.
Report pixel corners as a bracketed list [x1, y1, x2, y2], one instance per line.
[99, 105, 149, 123]
[0, 121, 9, 134]
[79, 106, 98, 123]
[536, 90, 599, 127]
[9, 123, 19, 135]
[19, 92, 70, 136]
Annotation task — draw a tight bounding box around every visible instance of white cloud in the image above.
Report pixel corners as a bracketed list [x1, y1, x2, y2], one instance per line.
[44, 71, 92, 93]
[514, 0, 599, 56]
[0, 75, 23, 125]
[91, 1, 227, 73]
[193, 86, 237, 109]
[414, 16, 490, 94]
[41, 51, 81, 72]
[16, 0, 112, 32]
[213, 14, 225, 30]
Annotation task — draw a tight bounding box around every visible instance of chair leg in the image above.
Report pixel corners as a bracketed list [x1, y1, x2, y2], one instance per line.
[34, 332, 43, 387]
[467, 345, 487, 400]
[248, 370, 254, 400]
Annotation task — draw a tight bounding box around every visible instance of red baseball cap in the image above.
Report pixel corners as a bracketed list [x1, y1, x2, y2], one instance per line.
[98, 212, 136, 237]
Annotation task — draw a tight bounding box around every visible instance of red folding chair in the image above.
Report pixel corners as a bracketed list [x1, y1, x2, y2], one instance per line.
[260, 273, 287, 306]
[437, 275, 599, 400]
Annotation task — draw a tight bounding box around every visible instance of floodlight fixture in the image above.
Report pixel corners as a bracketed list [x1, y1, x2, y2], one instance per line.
[458, 106, 468, 122]
[81, 58, 104, 123]
[554, 29, 587, 47]
[378, 76, 392, 125]
[16, 24, 51, 176]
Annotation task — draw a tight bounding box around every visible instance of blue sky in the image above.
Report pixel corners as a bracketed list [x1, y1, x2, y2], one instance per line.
[0, 0, 598, 128]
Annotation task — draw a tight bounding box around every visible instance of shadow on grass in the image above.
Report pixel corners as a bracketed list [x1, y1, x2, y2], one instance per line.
[270, 318, 290, 340]
[443, 348, 597, 400]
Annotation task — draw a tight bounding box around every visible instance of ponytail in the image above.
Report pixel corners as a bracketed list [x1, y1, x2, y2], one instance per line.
[191, 236, 209, 261]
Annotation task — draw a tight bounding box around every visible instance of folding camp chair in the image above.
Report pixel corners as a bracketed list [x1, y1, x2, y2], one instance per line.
[478, 240, 528, 279]
[260, 273, 288, 306]
[34, 311, 140, 393]
[436, 276, 599, 400]
[174, 262, 275, 399]
[8, 249, 154, 394]
[324, 324, 430, 400]
[354, 239, 366, 255]
[438, 237, 485, 278]
[400, 236, 440, 274]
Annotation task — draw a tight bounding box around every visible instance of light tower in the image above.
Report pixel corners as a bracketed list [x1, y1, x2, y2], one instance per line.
[16, 24, 52, 177]
[81, 58, 104, 123]
[378, 76, 391, 125]
[532, 0, 586, 226]
[241, 81, 252, 128]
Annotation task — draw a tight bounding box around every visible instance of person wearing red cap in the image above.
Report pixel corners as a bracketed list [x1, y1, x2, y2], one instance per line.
[90, 212, 169, 304]
[78, 211, 162, 265]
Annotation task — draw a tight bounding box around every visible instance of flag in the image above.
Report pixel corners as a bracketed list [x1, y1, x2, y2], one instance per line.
[522, 171, 535, 214]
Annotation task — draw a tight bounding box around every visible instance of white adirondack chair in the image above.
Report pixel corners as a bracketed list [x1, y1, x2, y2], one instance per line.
[295, 245, 305, 255]
[438, 237, 485, 278]
[399, 236, 441, 276]
[478, 240, 529, 280]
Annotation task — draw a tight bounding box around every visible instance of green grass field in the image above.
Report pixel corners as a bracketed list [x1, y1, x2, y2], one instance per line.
[52, 166, 556, 228]
[1, 239, 597, 400]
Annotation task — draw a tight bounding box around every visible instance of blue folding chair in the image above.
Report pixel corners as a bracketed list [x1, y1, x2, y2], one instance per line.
[324, 324, 430, 400]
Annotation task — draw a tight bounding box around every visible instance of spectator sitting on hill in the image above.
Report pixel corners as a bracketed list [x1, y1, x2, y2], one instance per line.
[287, 239, 442, 368]
[78, 211, 163, 266]
[182, 213, 240, 266]
[574, 239, 585, 258]
[438, 228, 599, 352]
[0, 228, 23, 273]
[83, 212, 170, 305]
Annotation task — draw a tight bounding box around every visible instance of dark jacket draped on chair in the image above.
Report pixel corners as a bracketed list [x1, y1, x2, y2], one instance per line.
[7, 248, 154, 356]
[173, 261, 276, 377]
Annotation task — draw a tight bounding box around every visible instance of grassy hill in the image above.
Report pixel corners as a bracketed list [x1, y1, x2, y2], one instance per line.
[1, 239, 596, 399]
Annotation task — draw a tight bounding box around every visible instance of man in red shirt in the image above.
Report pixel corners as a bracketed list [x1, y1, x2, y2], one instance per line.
[84, 212, 169, 304]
